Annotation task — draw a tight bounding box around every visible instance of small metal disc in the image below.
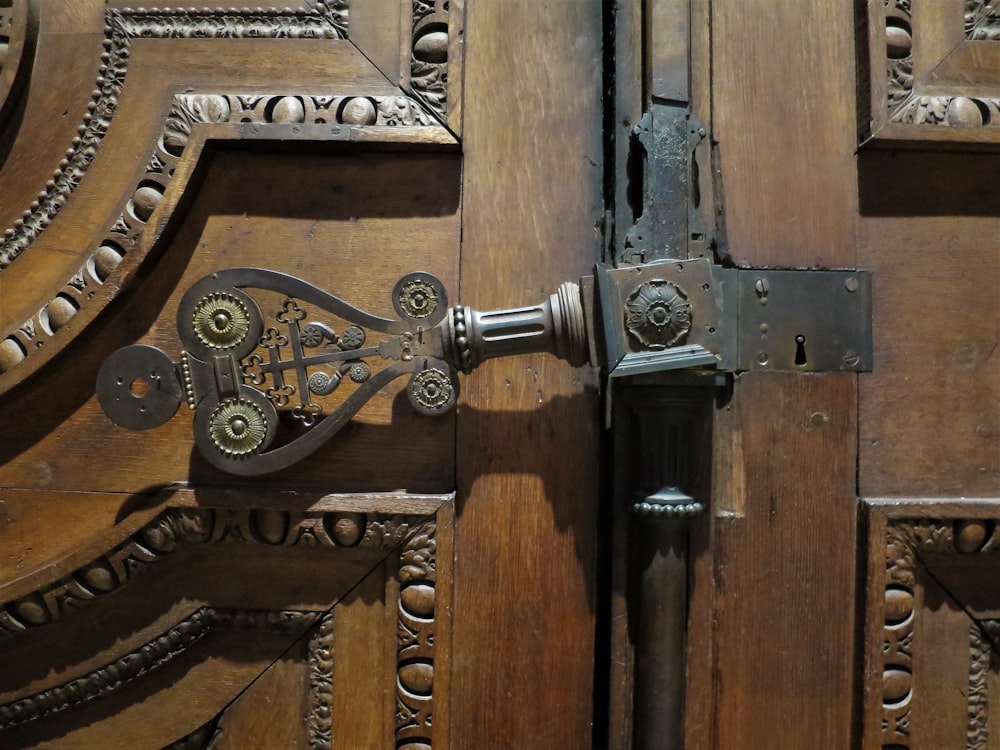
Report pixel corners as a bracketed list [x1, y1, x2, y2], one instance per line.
[392, 272, 448, 326]
[407, 364, 458, 416]
[96, 345, 183, 430]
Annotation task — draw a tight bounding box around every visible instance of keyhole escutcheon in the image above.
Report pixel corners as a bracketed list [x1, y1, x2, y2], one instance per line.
[794, 335, 807, 367]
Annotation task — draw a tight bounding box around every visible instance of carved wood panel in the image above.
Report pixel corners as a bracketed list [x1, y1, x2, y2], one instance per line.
[865, 499, 1000, 749]
[0, 2, 465, 747]
[0, 0, 606, 745]
[0, 490, 453, 748]
[862, 0, 1000, 146]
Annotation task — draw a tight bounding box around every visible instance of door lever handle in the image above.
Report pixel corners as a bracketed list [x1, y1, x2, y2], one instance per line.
[96, 267, 598, 475]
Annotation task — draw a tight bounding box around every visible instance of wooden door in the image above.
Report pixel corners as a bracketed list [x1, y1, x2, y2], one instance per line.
[671, 1, 1000, 748]
[0, 1, 602, 748]
[3, 2, 997, 749]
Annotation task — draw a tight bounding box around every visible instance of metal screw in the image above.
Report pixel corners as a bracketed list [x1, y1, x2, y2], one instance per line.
[755, 278, 769, 305]
[845, 277, 859, 293]
[843, 350, 860, 367]
[757, 351, 769, 366]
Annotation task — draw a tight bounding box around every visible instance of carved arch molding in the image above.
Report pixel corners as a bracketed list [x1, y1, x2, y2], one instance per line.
[0, 2, 462, 748]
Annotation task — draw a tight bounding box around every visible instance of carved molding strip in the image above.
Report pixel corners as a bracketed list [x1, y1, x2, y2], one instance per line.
[0, 507, 426, 639]
[968, 623, 990, 750]
[307, 611, 335, 749]
[0, 4, 348, 272]
[882, 521, 917, 749]
[395, 520, 436, 748]
[0, 607, 319, 731]
[410, 0, 449, 122]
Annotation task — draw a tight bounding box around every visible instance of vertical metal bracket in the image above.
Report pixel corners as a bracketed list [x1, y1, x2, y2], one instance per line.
[623, 107, 710, 265]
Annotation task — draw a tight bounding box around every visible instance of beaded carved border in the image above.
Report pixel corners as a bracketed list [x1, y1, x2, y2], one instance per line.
[396, 520, 437, 748]
[0, 4, 348, 272]
[0, 505, 427, 639]
[307, 611, 336, 749]
[0, 607, 319, 732]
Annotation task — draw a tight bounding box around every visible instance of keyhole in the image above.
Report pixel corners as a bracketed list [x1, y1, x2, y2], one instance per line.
[794, 335, 808, 367]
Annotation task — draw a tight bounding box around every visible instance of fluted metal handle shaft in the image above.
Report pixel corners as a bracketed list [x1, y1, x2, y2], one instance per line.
[441, 281, 589, 374]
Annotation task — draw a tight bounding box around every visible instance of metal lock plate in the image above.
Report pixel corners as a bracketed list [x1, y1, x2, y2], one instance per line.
[596, 258, 736, 377]
[736, 270, 872, 372]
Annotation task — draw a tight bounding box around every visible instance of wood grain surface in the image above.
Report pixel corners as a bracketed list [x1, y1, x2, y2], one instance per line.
[452, 0, 603, 747]
[697, 0, 862, 747]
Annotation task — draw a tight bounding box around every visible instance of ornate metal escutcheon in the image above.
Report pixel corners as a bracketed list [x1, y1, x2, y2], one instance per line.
[97, 267, 590, 475]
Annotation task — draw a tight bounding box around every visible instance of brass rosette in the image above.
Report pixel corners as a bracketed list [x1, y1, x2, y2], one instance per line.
[392, 272, 448, 325]
[407, 366, 457, 416]
[192, 292, 251, 350]
[177, 282, 263, 362]
[208, 397, 269, 456]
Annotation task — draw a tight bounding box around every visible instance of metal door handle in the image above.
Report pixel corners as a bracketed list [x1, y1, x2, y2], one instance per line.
[96, 261, 869, 475]
[96, 267, 595, 475]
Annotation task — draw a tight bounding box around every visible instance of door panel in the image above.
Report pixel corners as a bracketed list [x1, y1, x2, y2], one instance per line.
[858, 2, 1000, 748]
[675, 0, 1000, 748]
[679, 1, 861, 747]
[0, 1, 602, 748]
